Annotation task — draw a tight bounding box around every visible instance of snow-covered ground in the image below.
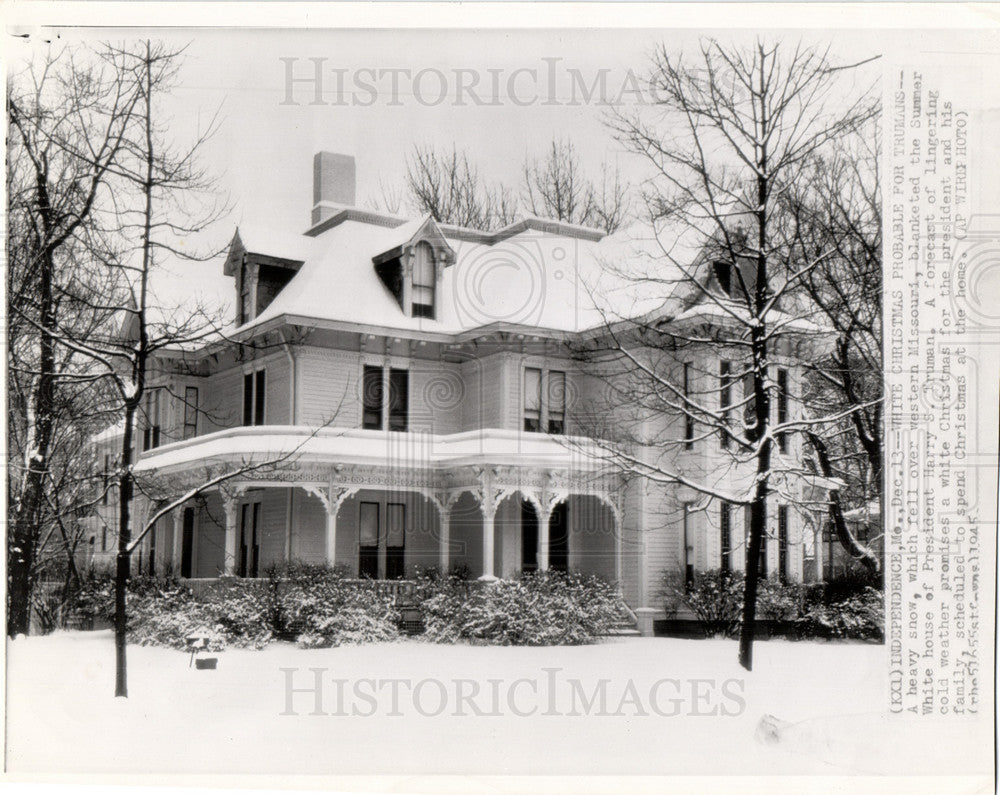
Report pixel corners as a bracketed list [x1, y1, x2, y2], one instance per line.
[4, 631, 990, 782]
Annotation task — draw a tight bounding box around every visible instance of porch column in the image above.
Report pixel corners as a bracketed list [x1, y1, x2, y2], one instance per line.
[222, 495, 239, 575]
[538, 506, 552, 572]
[435, 491, 458, 573]
[439, 512, 451, 572]
[475, 471, 500, 578]
[168, 509, 181, 575]
[317, 485, 354, 568]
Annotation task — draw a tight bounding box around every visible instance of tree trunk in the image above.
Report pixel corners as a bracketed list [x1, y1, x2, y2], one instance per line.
[739, 481, 768, 670]
[114, 411, 136, 697]
[8, 238, 57, 638]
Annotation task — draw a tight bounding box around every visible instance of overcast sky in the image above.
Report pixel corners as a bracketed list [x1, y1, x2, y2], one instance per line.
[8, 26, 990, 310]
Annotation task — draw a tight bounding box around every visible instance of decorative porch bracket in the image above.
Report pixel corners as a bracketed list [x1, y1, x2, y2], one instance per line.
[430, 490, 463, 573]
[302, 483, 359, 567]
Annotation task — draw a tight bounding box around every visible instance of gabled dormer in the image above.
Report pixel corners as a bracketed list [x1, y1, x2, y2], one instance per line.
[372, 215, 455, 319]
[223, 228, 310, 326]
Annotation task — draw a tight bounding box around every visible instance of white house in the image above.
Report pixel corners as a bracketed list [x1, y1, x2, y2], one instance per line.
[88, 152, 834, 633]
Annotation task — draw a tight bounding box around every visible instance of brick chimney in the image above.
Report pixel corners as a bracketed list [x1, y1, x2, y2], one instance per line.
[312, 152, 356, 225]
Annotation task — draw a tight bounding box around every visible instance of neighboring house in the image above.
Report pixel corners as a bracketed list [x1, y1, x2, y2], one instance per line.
[87, 151, 835, 633]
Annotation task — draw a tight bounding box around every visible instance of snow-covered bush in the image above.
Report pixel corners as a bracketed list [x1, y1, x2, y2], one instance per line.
[664, 569, 745, 638]
[793, 587, 884, 641]
[422, 571, 621, 646]
[125, 579, 219, 650]
[665, 568, 883, 641]
[277, 567, 400, 648]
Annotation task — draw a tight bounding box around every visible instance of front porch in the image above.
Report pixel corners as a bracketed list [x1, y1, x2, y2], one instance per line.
[133, 426, 625, 585]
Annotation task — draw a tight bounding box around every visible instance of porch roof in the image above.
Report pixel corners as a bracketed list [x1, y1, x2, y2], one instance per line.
[132, 425, 615, 476]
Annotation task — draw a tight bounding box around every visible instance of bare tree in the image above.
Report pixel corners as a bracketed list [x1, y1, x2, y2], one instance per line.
[404, 144, 517, 230]
[6, 46, 139, 636]
[786, 124, 882, 573]
[584, 38, 878, 670]
[522, 138, 630, 233]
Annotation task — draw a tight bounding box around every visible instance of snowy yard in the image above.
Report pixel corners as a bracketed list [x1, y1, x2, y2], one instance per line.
[4, 631, 987, 779]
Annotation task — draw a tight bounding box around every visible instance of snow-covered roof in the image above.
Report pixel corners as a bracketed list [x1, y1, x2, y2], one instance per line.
[237, 215, 689, 336]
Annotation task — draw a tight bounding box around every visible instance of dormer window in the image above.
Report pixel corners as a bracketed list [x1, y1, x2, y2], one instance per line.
[713, 260, 732, 297]
[372, 216, 454, 320]
[411, 241, 436, 319]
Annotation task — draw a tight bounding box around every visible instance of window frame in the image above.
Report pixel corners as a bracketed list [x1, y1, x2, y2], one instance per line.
[411, 241, 437, 319]
[719, 360, 732, 449]
[778, 505, 789, 583]
[776, 367, 789, 454]
[522, 365, 569, 435]
[142, 388, 161, 451]
[720, 501, 731, 574]
[362, 364, 410, 432]
[183, 386, 199, 439]
[242, 369, 266, 427]
[682, 362, 694, 450]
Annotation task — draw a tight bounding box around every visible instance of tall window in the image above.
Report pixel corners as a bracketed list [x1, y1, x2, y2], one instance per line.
[742, 371, 756, 441]
[720, 502, 731, 574]
[359, 502, 380, 578]
[682, 362, 694, 449]
[748, 506, 767, 579]
[183, 386, 199, 439]
[682, 503, 695, 587]
[181, 508, 195, 578]
[238, 502, 260, 578]
[243, 370, 266, 426]
[411, 242, 435, 319]
[386, 503, 406, 580]
[362, 366, 409, 432]
[523, 367, 567, 435]
[776, 368, 789, 453]
[778, 505, 789, 583]
[362, 365, 383, 430]
[142, 389, 161, 451]
[719, 360, 732, 449]
[388, 369, 409, 431]
[148, 522, 156, 575]
[547, 370, 566, 434]
[523, 367, 542, 432]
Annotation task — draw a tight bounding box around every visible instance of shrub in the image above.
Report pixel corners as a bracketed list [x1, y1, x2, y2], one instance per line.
[664, 568, 883, 641]
[664, 570, 745, 638]
[793, 587, 884, 641]
[422, 570, 621, 646]
[277, 565, 400, 648]
[125, 578, 220, 650]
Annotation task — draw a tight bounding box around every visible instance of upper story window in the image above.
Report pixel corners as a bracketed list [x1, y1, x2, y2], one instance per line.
[682, 362, 694, 450]
[523, 366, 567, 435]
[719, 360, 733, 449]
[183, 386, 199, 439]
[523, 368, 541, 432]
[363, 365, 409, 432]
[775, 368, 789, 453]
[411, 242, 436, 319]
[243, 369, 266, 426]
[142, 388, 161, 451]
